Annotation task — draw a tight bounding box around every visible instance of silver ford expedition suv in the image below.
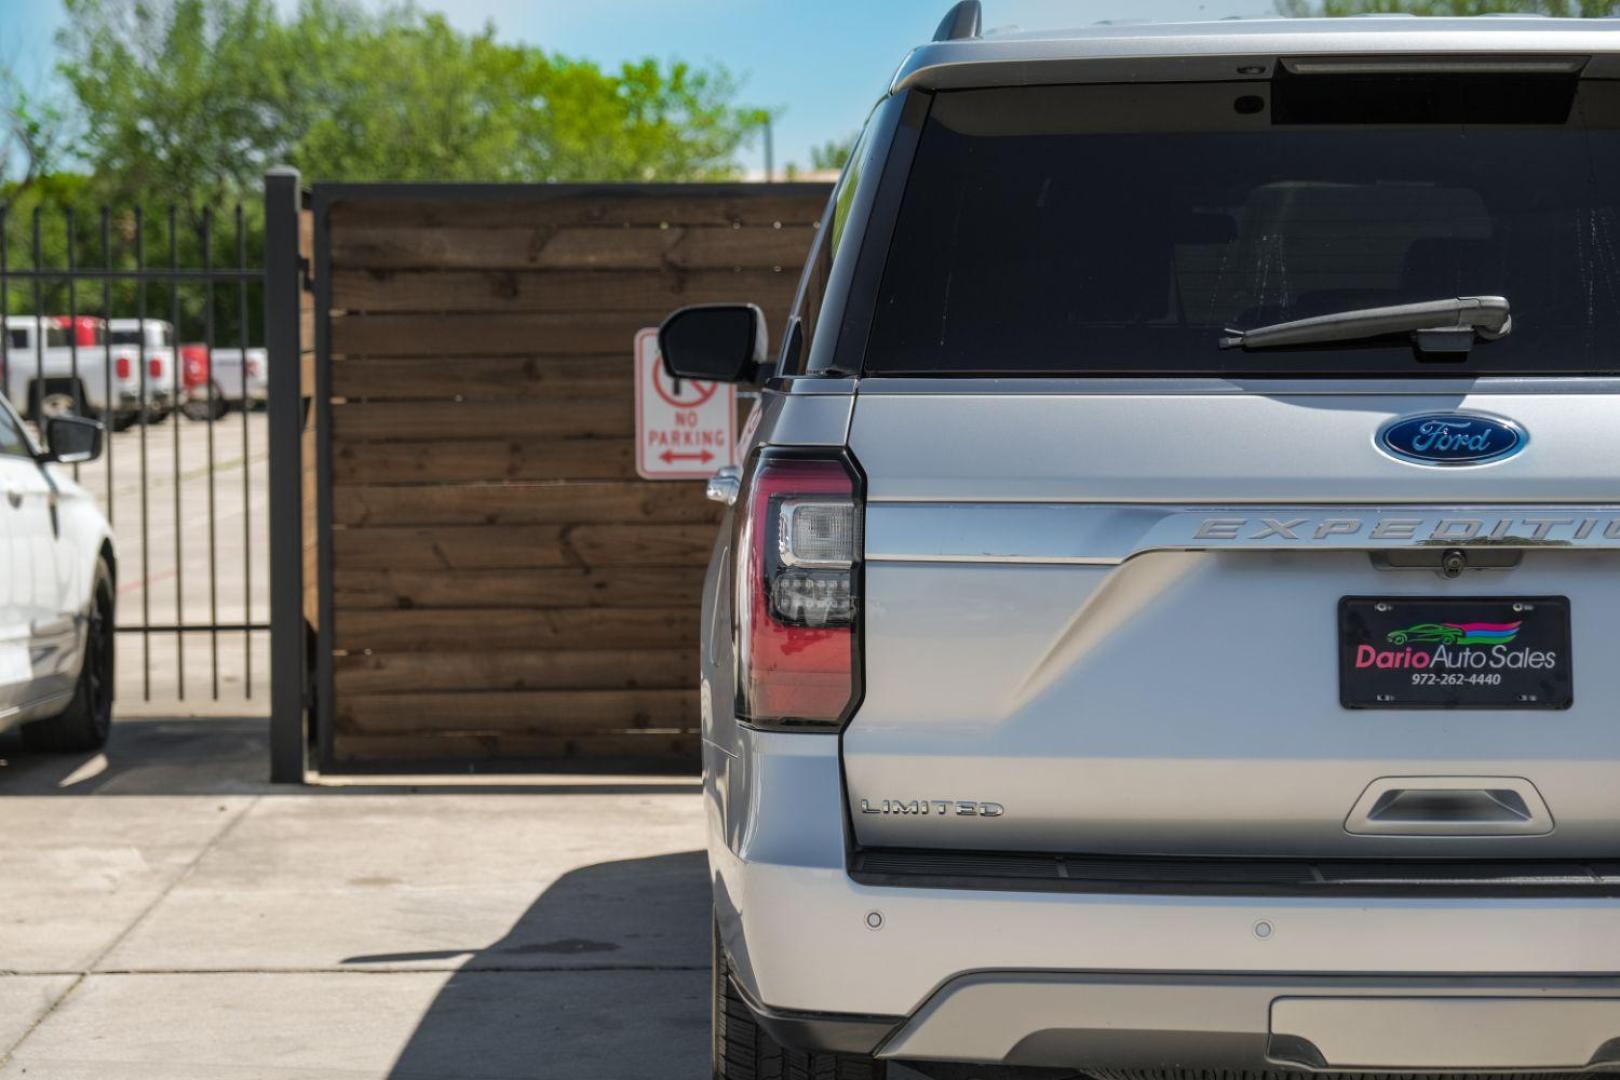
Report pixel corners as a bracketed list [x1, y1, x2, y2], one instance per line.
[661, 8, 1620, 1078]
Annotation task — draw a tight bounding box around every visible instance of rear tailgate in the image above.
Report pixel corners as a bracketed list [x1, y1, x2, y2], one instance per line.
[843, 384, 1620, 858]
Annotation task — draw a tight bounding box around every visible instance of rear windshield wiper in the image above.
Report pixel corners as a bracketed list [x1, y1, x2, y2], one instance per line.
[1219, 296, 1513, 355]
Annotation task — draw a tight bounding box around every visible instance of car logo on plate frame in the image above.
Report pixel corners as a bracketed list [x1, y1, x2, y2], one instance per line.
[1376, 411, 1527, 467]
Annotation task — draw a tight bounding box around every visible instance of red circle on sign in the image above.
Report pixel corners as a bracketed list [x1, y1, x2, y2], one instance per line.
[652, 364, 720, 409]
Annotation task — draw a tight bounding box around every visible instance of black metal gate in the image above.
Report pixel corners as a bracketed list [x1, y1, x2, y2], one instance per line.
[0, 191, 272, 710]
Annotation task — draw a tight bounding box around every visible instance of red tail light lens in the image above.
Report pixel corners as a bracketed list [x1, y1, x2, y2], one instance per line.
[734, 450, 862, 728]
[115, 356, 132, 380]
[149, 356, 164, 380]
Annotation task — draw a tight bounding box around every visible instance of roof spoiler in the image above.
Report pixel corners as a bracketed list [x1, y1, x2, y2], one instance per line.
[933, 0, 981, 42]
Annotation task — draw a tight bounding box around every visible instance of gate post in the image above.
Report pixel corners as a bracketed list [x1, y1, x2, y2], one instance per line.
[265, 167, 307, 782]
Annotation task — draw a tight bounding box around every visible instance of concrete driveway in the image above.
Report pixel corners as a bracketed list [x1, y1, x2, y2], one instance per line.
[0, 717, 710, 1078]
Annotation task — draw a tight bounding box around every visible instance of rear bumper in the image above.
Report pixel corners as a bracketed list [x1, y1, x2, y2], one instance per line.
[712, 729, 1620, 1069]
[881, 972, 1620, 1071]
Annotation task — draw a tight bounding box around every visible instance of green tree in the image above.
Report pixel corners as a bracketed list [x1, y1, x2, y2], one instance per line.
[809, 135, 856, 173]
[1278, 0, 1620, 14]
[56, 0, 771, 202]
[0, 65, 68, 195]
[58, 0, 286, 221]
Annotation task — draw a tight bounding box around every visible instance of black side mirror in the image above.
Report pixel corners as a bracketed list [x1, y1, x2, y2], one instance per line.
[42, 415, 104, 465]
[658, 303, 768, 384]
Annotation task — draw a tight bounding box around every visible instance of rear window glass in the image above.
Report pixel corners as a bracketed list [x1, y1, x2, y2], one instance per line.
[863, 79, 1620, 377]
[109, 325, 171, 346]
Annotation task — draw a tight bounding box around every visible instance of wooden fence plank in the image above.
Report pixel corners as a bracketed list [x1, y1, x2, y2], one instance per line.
[337, 688, 698, 734]
[333, 566, 707, 610]
[331, 312, 670, 357]
[331, 224, 816, 272]
[330, 731, 700, 765]
[333, 438, 636, 483]
[331, 355, 628, 399]
[332, 398, 633, 441]
[329, 190, 831, 229]
[333, 648, 698, 694]
[332, 523, 715, 570]
[331, 267, 795, 315]
[332, 482, 719, 527]
[334, 607, 700, 652]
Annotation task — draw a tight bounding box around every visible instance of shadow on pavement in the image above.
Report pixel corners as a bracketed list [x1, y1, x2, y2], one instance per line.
[0, 716, 700, 796]
[345, 849, 714, 1079]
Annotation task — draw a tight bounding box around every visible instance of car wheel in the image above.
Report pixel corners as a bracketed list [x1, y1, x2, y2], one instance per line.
[181, 386, 228, 422]
[21, 560, 114, 753]
[108, 412, 139, 432]
[713, 916, 885, 1080]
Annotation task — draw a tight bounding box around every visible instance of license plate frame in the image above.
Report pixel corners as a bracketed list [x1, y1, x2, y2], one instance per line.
[1339, 596, 1573, 710]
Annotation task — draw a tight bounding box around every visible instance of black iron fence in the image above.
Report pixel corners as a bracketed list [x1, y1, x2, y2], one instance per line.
[0, 197, 270, 706]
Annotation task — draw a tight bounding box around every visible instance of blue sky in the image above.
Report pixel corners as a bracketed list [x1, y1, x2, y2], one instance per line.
[1, 0, 1280, 174]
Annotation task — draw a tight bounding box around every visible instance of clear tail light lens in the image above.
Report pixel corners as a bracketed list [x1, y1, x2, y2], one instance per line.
[734, 450, 862, 728]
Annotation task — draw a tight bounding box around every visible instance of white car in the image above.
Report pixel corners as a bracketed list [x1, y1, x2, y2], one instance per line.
[677, 8, 1620, 1079]
[180, 344, 267, 420]
[0, 403, 115, 751]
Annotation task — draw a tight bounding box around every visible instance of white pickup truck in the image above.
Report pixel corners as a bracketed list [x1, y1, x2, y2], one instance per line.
[0, 316, 172, 431]
[179, 344, 267, 420]
[107, 319, 178, 423]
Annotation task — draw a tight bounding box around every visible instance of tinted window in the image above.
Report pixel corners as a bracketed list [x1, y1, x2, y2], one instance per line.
[0, 402, 32, 458]
[779, 118, 877, 377]
[108, 329, 141, 345]
[864, 80, 1620, 377]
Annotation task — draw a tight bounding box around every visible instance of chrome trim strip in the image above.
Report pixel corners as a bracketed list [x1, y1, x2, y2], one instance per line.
[855, 376, 1620, 397]
[865, 504, 1620, 565]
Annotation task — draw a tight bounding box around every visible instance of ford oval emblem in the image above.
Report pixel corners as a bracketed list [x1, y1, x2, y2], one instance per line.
[1376, 412, 1526, 467]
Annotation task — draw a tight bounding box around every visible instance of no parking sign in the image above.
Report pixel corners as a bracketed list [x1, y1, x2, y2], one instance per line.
[633, 328, 738, 480]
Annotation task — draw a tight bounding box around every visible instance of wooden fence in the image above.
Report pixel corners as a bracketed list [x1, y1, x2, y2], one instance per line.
[314, 183, 831, 769]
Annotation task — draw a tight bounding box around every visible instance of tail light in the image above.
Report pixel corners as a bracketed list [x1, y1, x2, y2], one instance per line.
[115, 355, 132, 380]
[149, 356, 164, 380]
[246, 356, 263, 379]
[733, 449, 862, 729]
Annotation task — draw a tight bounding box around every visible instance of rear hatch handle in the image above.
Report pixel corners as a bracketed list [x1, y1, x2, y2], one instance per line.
[1345, 776, 1554, 837]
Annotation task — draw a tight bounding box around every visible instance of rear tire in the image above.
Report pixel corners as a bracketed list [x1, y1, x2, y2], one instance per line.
[108, 412, 139, 433]
[21, 560, 114, 753]
[713, 917, 886, 1080]
[181, 385, 228, 421]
